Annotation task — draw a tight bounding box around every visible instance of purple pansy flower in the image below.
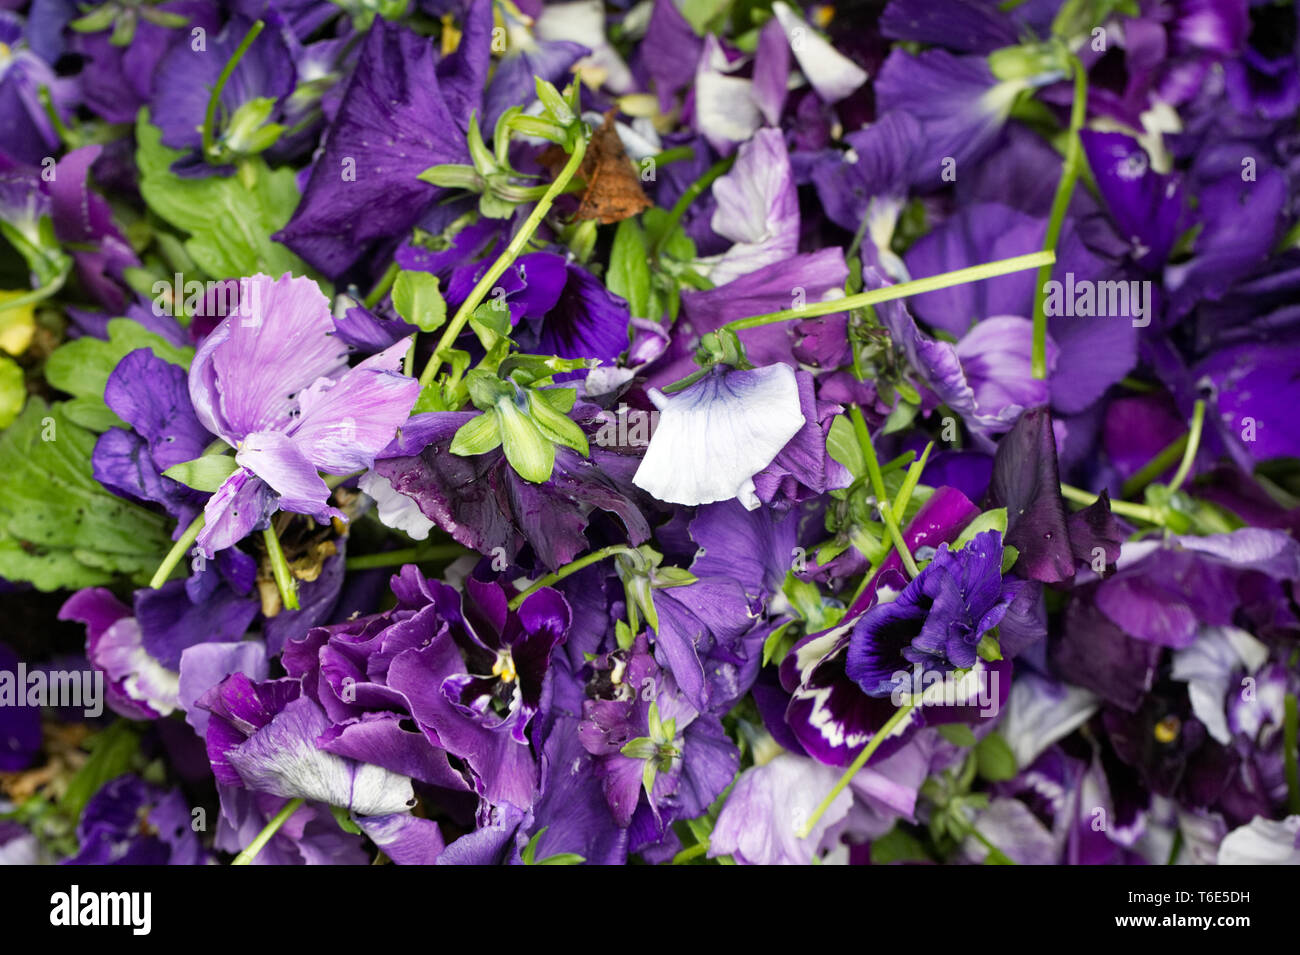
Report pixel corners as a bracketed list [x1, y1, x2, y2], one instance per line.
[846, 530, 1015, 696]
[578, 635, 738, 832]
[199, 671, 417, 815]
[276, 16, 488, 278]
[150, 14, 295, 175]
[65, 774, 210, 866]
[186, 272, 419, 555]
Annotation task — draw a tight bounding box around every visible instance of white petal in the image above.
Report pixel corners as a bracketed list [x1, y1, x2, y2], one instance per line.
[359, 471, 433, 541]
[1218, 816, 1300, 865]
[633, 365, 804, 506]
[773, 2, 868, 103]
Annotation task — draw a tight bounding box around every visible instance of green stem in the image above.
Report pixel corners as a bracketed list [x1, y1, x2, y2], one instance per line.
[725, 251, 1054, 333]
[969, 824, 1016, 865]
[1166, 399, 1206, 495]
[345, 544, 467, 571]
[671, 841, 710, 864]
[652, 155, 735, 260]
[1284, 693, 1299, 816]
[37, 85, 77, 148]
[648, 145, 695, 169]
[1165, 827, 1184, 865]
[263, 524, 300, 611]
[150, 514, 205, 589]
[363, 261, 401, 309]
[0, 273, 69, 313]
[202, 20, 265, 164]
[1031, 55, 1088, 380]
[1121, 432, 1188, 499]
[508, 544, 634, 611]
[231, 798, 303, 865]
[851, 406, 919, 578]
[1060, 483, 1163, 524]
[419, 133, 589, 387]
[798, 703, 916, 838]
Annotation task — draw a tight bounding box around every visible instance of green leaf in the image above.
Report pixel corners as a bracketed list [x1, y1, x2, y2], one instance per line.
[449, 410, 503, 457]
[136, 112, 305, 279]
[0, 354, 23, 428]
[521, 827, 545, 865]
[608, 218, 652, 318]
[536, 852, 586, 865]
[391, 270, 447, 332]
[497, 400, 555, 483]
[870, 825, 931, 865]
[761, 620, 797, 667]
[952, 508, 1008, 552]
[827, 415, 866, 477]
[678, 0, 731, 34]
[643, 207, 696, 262]
[1000, 544, 1019, 574]
[974, 732, 1018, 782]
[44, 317, 194, 432]
[937, 724, 978, 747]
[163, 452, 239, 492]
[61, 396, 125, 432]
[58, 722, 140, 822]
[0, 400, 173, 590]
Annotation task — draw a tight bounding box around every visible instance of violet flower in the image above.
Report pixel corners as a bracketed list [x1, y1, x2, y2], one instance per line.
[845, 530, 1015, 696]
[186, 272, 419, 555]
[66, 775, 210, 866]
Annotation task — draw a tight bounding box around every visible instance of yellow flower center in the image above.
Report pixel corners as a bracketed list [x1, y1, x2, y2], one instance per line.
[492, 650, 517, 684]
[1154, 715, 1181, 744]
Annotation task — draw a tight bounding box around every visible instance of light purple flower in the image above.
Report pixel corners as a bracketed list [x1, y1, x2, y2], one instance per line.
[187, 273, 418, 555]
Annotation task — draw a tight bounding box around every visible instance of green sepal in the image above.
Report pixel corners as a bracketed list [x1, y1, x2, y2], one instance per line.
[528, 390, 588, 456]
[163, 451, 239, 492]
[620, 737, 658, 761]
[497, 399, 555, 483]
[448, 411, 504, 457]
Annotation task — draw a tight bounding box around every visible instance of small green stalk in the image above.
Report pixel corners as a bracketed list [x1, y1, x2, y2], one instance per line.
[202, 20, 266, 165]
[798, 702, 916, 838]
[508, 544, 635, 611]
[1031, 55, 1088, 380]
[363, 261, 401, 309]
[1166, 399, 1206, 495]
[150, 513, 206, 589]
[231, 797, 303, 865]
[652, 155, 735, 260]
[725, 251, 1054, 333]
[1121, 432, 1188, 499]
[345, 544, 467, 571]
[851, 406, 919, 578]
[262, 524, 300, 611]
[1060, 484, 1164, 524]
[419, 132, 589, 387]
